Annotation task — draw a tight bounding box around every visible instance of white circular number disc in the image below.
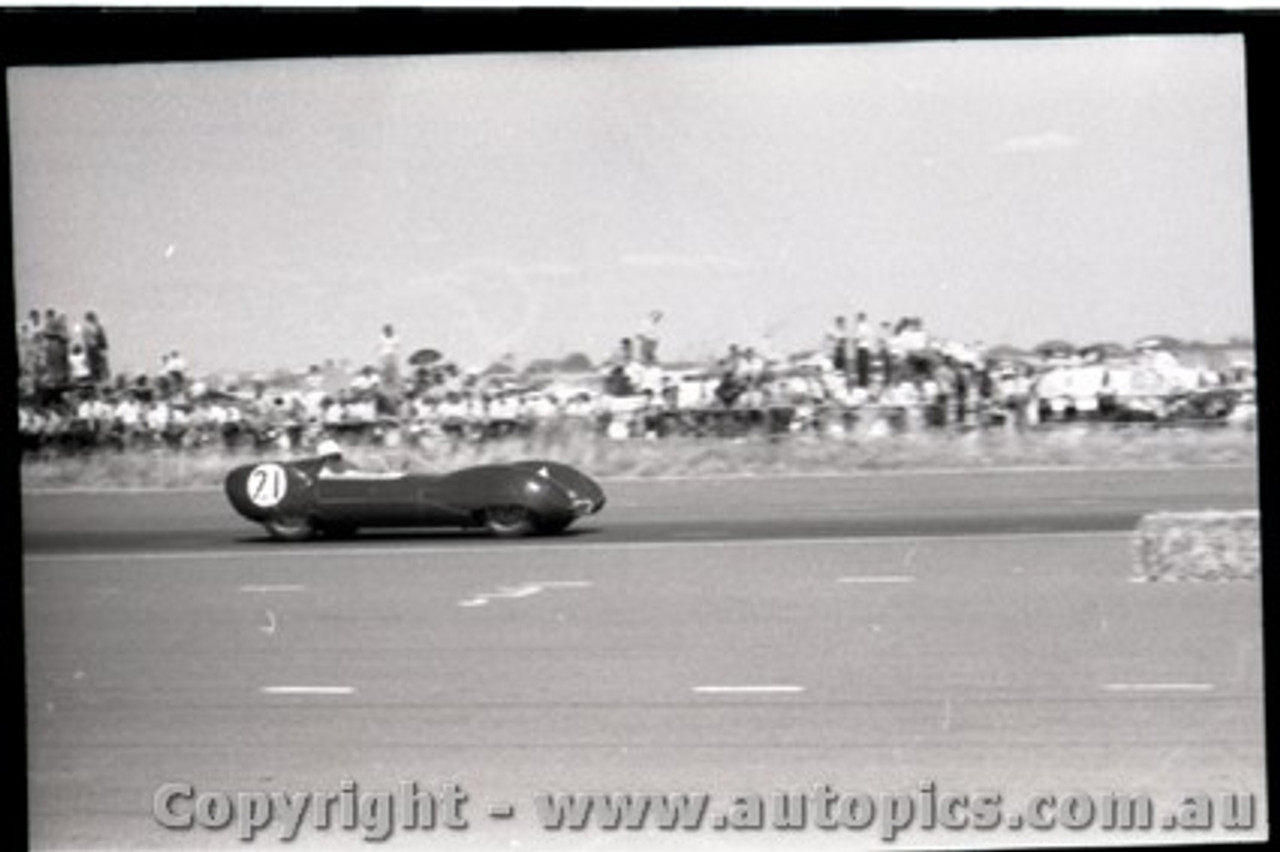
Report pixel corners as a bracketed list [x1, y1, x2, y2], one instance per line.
[247, 463, 289, 508]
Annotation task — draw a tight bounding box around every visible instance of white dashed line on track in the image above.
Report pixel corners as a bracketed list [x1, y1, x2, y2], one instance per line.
[238, 584, 307, 593]
[838, 575, 917, 584]
[693, 685, 806, 695]
[1102, 682, 1215, 692]
[260, 686, 355, 696]
[459, 580, 592, 607]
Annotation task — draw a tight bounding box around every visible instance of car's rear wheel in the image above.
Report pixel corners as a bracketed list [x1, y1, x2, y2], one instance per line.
[318, 522, 359, 540]
[263, 515, 317, 542]
[484, 505, 534, 537]
[533, 516, 573, 535]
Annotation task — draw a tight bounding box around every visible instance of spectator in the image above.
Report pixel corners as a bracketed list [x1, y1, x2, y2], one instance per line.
[67, 338, 93, 388]
[889, 320, 914, 385]
[351, 366, 380, 393]
[877, 320, 895, 386]
[953, 361, 971, 425]
[660, 375, 680, 410]
[145, 398, 171, 439]
[637, 310, 663, 365]
[304, 364, 324, 390]
[740, 347, 766, 387]
[715, 369, 746, 408]
[563, 392, 594, 421]
[603, 365, 634, 397]
[83, 311, 110, 383]
[17, 309, 36, 348]
[41, 309, 70, 399]
[932, 358, 956, 426]
[623, 355, 647, 395]
[316, 438, 355, 475]
[637, 358, 665, 395]
[17, 310, 41, 395]
[438, 391, 469, 438]
[321, 396, 345, 427]
[826, 316, 851, 380]
[901, 318, 931, 380]
[883, 380, 920, 432]
[488, 391, 519, 438]
[614, 337, 635, 366]
[378, 324, 401, 391]
[853, 312, 873, 389]
[722, 343, 744, 377]
[162, 350, 187, 392]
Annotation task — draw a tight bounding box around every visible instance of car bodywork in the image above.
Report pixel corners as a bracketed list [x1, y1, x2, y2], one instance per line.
[225, 457, 606, 541]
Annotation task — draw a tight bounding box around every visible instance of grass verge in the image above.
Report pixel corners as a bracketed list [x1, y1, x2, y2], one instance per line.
[20, 425, 1258, 491]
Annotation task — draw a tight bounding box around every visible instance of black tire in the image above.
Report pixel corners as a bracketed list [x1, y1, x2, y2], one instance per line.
[263, 515, 317, 542]
[484, 505, 534, 538]
[533, 516, 573, 535]
[318, 523, 359, 540]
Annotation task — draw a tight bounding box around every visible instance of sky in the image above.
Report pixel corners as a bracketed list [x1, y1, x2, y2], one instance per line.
[8, 35, 1254, 375]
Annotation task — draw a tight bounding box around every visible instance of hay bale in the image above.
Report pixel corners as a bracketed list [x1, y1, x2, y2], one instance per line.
[1132, 511, 1261, 581]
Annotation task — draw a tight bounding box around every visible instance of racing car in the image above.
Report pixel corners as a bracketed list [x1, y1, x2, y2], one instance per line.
[224, 451, 606, 541]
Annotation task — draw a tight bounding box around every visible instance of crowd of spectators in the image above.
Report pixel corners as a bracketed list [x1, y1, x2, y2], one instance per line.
[17, 308, 111, 404]
[16, 309, 1256, 457]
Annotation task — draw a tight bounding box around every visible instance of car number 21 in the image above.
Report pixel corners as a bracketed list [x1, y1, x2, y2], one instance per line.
[247, 463, 289, 508]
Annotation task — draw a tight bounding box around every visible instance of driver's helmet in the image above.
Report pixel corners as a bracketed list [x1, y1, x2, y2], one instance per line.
[316, 439, 343, 459]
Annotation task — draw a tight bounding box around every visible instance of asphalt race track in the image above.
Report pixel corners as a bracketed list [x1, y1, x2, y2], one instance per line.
[23, 466, 1266, 849]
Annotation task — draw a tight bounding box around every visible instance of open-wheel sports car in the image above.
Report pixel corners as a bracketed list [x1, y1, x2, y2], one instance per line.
[225, 455, 606, 541]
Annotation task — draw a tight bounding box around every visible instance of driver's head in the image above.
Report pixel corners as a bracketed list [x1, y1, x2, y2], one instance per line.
[316, 439, 342, 459]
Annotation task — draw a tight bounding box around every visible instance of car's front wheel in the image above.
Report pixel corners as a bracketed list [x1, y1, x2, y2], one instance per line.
[484, 505, 534, 537]
[263, 515, 317, 542]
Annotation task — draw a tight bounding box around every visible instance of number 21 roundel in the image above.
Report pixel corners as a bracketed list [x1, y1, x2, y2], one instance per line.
[247, 463, 288, 508]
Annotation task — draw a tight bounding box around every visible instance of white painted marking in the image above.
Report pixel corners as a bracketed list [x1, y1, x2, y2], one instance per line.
[25, 530, 1134, 564]
[260, 610, 277, 636]
[246, 463, 289, 508]
[261, 686, 354, 695]
[838, 575, 917, 584]
[460, 580, 592, 608]
[1103, 682, 1214, 692]
[239, 584, 307, 593]
[693, 685, 805, 695]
